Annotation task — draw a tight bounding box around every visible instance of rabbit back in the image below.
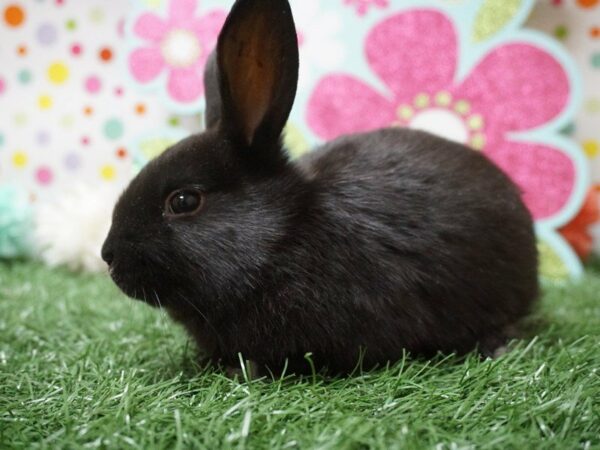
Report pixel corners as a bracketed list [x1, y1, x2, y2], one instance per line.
[177, 127, 538, 374]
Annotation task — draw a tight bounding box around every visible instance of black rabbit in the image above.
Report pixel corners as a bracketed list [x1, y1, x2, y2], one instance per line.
[102, 0, 538, 375]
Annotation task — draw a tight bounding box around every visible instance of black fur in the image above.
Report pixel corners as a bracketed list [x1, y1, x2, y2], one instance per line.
[102, 0, 538, 375]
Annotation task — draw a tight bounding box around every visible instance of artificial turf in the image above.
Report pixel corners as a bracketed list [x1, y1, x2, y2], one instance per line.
[0, 261, 599, 449]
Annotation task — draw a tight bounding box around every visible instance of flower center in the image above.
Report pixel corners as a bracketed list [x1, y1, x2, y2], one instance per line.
[410, 108, 469, 144]
[160, 29, 202, 68]
[394, 92, 486, 150]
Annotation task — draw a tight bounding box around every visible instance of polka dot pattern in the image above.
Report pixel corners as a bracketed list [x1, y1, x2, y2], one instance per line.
[60, 115, 74, 128]
[554, 25, 568, 40]
[38, 94, 53, 109]
[100, 164, 116, 180]
[14, 112, 27, 126]
[12, 151, 28, 168]
[64, 152, 81, 170]
[89, 8, 104, 24]
[4, 4, 25, 27]
[85, 76, 101, 94]
[583, 140, 599, 158]
[576, 0, 599, 8]
[71, 43, 82, 55]
[0, 0, 190, 197]
[18, 69, 32, 84]
[103, 118, 124, 140]
[37, 23, 57, 45]
[36, 166, 53, 185]
[99, 47, 112, 62]
[36, 130, 50, 146]
[47, 62, 69, 84]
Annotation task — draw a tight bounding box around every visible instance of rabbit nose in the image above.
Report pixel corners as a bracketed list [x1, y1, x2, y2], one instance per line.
[101, 240, 115, 266]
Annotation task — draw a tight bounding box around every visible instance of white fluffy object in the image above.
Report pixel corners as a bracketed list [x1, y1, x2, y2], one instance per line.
[34, 184, 122, 273]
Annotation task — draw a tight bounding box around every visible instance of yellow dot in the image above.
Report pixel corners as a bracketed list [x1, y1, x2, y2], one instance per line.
[435, 91, 452, 106]
[470, 133, 486, 150]
[100, 165, 116, 180]
[47, 62, 69, 84]
[38, 94, 53, 110]
[455, 100, 471, 115]
[585, 98, 600, 114]
[468, 114, 484, 130]
[583, 140, 599, 158]
[398, 105, 413, 120]
[12, 151, 28, 168]
[61, 115, 74, 128]
[14, 112, 27, 126]
[283, 123, 310, 160]
[414, 93, 430, 108]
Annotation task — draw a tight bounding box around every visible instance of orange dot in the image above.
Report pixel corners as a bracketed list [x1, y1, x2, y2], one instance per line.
[17, 45, 27, 56]
[577, 0, 598, 7]
[135, 103, 146, 115]
[116, 147, 128, 159]
[4, 4, 25, 27]
[83, 106, 93, 116]
[99, 47, 112, 62]
[591, 26, 600, 38]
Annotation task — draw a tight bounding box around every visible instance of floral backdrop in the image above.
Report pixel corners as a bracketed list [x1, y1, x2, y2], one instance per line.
[0, 0, 598, 280]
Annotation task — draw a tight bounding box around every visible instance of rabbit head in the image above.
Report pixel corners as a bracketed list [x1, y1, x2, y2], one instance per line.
[102, 0, 301, 309]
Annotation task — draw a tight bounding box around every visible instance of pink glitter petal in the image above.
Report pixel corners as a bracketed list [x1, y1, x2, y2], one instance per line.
[454, 43, 569, 134]
[133, 13, 168, 42]
[168, 0, 198, 25]
[128, 47, 165, 83]
[366, 10, 457, 102]
[487, 140, 575, 220]
[307, 75, 395, 140]
[190, 10, 226, 46]
[167, 67, 204, 103]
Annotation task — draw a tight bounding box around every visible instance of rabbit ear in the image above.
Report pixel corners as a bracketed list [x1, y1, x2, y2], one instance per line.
[204, 52, 222, 130]
[216, 0, 299, 154]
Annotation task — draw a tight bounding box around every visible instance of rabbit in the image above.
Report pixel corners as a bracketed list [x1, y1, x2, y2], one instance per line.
[101, 0, 538, 376]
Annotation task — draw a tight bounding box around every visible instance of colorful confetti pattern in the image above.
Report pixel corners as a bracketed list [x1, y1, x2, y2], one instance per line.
[0, 0, 201, 204]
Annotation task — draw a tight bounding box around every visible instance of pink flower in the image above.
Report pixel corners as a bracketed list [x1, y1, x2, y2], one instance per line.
[128, 0, 226, 104]
[307, 10, 575, 221]
[344, 0, 390, 16]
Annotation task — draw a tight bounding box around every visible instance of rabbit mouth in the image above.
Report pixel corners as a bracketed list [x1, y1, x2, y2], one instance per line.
[109, 267, 165, 308]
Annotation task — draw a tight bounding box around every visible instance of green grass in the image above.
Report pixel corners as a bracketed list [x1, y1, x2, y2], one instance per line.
[1, 262, 599, 450]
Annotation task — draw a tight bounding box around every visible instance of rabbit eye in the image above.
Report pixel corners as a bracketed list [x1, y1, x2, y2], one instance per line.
[165, 188, 204, 217]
